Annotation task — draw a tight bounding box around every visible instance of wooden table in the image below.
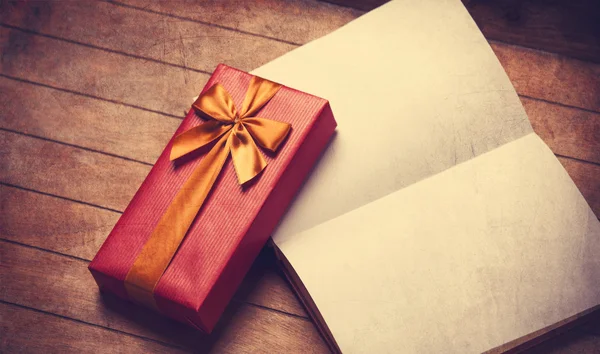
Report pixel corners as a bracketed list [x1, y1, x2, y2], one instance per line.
[1, 0, 599, 352]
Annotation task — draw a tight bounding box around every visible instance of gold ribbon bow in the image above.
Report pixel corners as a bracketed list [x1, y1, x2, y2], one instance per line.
[124, 76, 291, 309]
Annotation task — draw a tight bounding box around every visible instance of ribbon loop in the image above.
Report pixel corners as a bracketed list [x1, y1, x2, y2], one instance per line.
[239, 76, 281, 118]
[174, 76, 289, 183]
[192, 83, 237, 122]
[243, 117, 291, 152]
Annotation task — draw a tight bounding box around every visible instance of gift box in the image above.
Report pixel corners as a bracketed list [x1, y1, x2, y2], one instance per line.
[89, 64, 337, 333]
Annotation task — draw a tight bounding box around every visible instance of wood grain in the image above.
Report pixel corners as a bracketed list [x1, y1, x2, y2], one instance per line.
[523, 97, 600, 164]
[0, 1, 296, 72]
[467, 0, 600, 63]
[0, 76, 178, 165]
[0, 184, 307, 318]
[491, 42, 600, 112]
[0, 129, 149, 212]
[0, 303, 185, 354]
[0, 241, 326, 352]
[557, 157, 600, 217]
[112, 0, 363, 45]
[236, 247, 308, 318]
[116, 0, 600, 66]
[0, 240, 201, 348]
[0, 26, 209, 117]
[0, 184, 119, 260]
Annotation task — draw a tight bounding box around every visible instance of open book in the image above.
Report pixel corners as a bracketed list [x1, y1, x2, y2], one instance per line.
[252, 0, 600, 352]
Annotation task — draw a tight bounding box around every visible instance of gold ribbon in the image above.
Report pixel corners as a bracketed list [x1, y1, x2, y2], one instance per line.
[124, 76, 291, 309]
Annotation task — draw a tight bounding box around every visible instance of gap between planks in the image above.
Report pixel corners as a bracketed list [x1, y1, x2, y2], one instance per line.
[0, 243, 307, 322]
[0, 207, 308, 320]
[0, 23, 212, 74]
[0, 299, 187, 352]
[0, 73, 184, 119]
[0, 300, 324, 353]
[104, 0, 303, 46]
[0, 181, 309, 318]
[0, 240, 323, 352]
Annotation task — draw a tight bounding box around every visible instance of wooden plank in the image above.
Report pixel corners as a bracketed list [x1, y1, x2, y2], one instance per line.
[0, 1, 296, 72]
[490, 42, 600, 112]
[0, 241, 327, 352]
[0, 184, 118, 260]
[0, 76, 178, 165]
[0, 184, 307, 318]
[466, 0, 600, 63]
[522, 97, 600, 164]
[0, 303, 185, 354]
[110, 0, 362, 45]
[2, 128, 598, 233]
[0, 26, 208, 117]
[557, 157, 600, 217]
[0, 129, 149, 212]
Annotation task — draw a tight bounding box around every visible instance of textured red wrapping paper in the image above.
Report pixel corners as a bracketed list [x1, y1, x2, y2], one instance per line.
[89, 64, 337, 332]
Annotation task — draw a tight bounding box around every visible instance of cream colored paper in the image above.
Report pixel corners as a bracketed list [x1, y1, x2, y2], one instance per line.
[252, 0, 600, 352]
[253, 0, 532, 242]
[278, 133, 600, 353]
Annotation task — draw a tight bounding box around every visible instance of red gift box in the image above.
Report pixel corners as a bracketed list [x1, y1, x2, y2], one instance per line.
[89, 64, 336, 332]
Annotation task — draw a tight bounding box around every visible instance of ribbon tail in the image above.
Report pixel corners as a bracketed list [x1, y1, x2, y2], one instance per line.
[230, 123, 267, 185]
[192, 83, 237, 123]
[124, 132, 231, 309]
